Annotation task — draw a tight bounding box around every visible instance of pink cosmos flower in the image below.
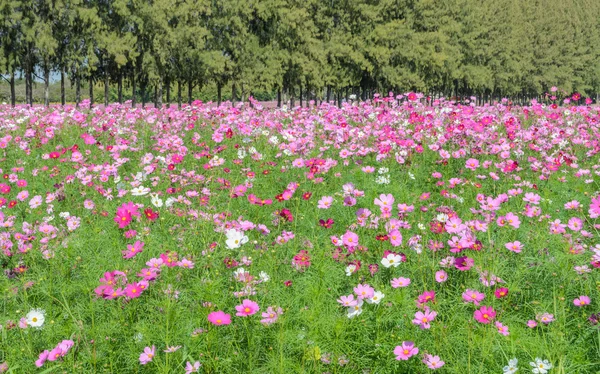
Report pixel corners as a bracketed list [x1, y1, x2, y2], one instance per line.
[125, 283, 143, 299]
[317, 196, 333, 209]
[122, 241, 144, 259]
[494, 287, 509, 299]
[342, 231, 359, 247]
[235, 299, 260, 317]
[207, 311, 231, 325]
[527, 320, 538, 328]
[422, 354, 445, 370]
[260, 306, 283, 325]
[465, 158, 479, 170]
[390, 277, 411, 288]
[505, 241, 523, 253]
[435, 270, 448, 283]
[413, 309, 437, 329]
[573, 296, 591, 307]
[568, 217, 583, 231]
[388, 229, 402, 246]
[474, 306, 496, 324]
[36, 350, 49, 367]
[374, 194, 394, 209]
[354, 284, 375, 299]
[394, 341, 419, 360]
[337, 294, 358, 307]
[185, 361, 202, 373]
[495, 321, 509, 336]
[139, 345, 155, 365]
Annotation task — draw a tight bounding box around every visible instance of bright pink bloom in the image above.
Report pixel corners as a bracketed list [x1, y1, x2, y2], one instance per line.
[207, 311, 232, 325]
[394, 341, 419, 360]
[474, 306, 496, 324]
[125, 283, 143, 299]
[494, 287, 509, 299]
[388, 229, 402, 246]
[235, 299, 260, 317]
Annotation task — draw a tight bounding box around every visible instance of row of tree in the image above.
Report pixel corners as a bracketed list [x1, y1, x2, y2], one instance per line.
[1, 0, 600, 108]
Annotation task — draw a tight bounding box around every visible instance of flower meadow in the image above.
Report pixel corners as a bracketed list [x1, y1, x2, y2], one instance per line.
[0, 94, 600, 373]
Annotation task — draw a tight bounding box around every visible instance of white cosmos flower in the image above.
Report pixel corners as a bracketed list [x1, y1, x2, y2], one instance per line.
[345, 264, 356, 276]
[150, 194, 163, 208]
[347, 299, 364, 318]
[225, 229, 248, 249]
[367, 291, 385, 304]
[530, 358, 552, 373]
[381, 253, 402, 268]
[503, 357, 518, 373]
[131, 186, 150, 196]
[26, 309, 45, 328]
[259, 271, 270, 282]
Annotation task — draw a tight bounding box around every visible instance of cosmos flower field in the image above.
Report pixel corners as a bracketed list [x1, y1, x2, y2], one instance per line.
[1, 94, 600, 373]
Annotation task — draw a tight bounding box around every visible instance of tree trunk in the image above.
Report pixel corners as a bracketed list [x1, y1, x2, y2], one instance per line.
[60, 68, 65, 106]
[89, 74, 94, 109]
[217, 82, 222, 106]
[25, 68, 30, 105]
[165, 77, 170, 108]
[231, 81, 237, 104]
[9, 71, 15, 107]
[75, 73, 81, 109]
[131, 69, 136, 108]
[337, 89, 342, 108]
[187, 78, 192, 105]
[141, 81, 146, 108]
[177, 80, 182, 109]
[299, 84, 303, 107]
[277, 88, 281, 108]
[154, 85, 159, 108]
[156, 77, 163, 109]
[290, 84, 294, 107]
[326, 85, 331, 104]
[104, 66, 109, 107]
[118, 72, 123, 103]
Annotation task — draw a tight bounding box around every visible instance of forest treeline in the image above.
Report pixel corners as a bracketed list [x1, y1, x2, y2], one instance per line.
[1, 0, 600, 107]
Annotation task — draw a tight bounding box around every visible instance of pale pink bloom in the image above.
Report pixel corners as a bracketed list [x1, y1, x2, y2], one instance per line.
[390, 277, 411, 288]
[573, 296, 591, 307]
[139, 346, 156, 365]
[462, 289, 485, 306]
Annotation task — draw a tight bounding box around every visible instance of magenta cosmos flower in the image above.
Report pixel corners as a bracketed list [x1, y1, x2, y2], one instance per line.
[394, 341, 419, 360]
[474, 306, 496, 324]
[207, 311, 231, 325]
[235, 299, 260, 317]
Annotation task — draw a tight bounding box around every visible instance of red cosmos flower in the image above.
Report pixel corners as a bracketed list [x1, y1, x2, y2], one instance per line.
[49, 151, 60, 159]
[144, 208, 159, 221]
[284, 280, 292, 287]
[319, 218, 334, 228]
[8, 200, 17, 208]
[302, 192, 312, 200]
[275, 194, 284, 202]
[167, 164, 175, 170]
[279, 209, 293, 222]
[375, 234, 389, 241]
